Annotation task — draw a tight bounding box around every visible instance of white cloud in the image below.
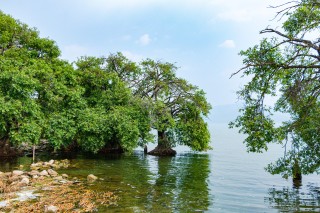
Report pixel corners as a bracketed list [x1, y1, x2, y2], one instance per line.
[219, 40, 236, 48]
[138, 34, 151, 46]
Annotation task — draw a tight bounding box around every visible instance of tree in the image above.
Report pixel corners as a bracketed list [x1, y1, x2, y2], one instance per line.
[0, 11, 64, 157]
[230, 0, 320, 182]
[75, 56, 152, 153]
[0, 11, 91, 157]
[135, 59, 211, 155]
[84, 54, 212, 155]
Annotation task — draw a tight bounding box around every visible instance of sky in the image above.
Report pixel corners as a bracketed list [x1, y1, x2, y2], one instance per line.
[1, 0, 287, 122]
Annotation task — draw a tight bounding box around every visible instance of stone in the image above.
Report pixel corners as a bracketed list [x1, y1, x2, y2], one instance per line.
[48, 160, 55, 165]
[47, 169, 58, 177]
[45, 205, 58, 213]
[53, 176, 63, 181]
[12, 170, 24, 176]
[87, 174, 98, 182]
[30, 166, 40, 171]
[32, 175, 39, 179]
[61, 174, 68, 179]
[51, 164, 60, 169]
[4, 172, 12, 176]
[9, 175, 20, 182]
[39, 170, 49, 176]
[20, 177, 30, 186]
[29, 170, 40, 176]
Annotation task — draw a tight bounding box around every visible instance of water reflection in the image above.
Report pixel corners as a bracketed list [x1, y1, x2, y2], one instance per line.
[63, 152, 212, 212]
[145, 153, 211, 212]
[266, 183, 320, 212]
[0, 156, 31, 172]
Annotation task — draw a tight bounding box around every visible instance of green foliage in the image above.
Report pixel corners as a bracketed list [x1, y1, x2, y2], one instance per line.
[107, 56, 212, 151]
[75, 56, 152, 152]
[230, 1, 320, 177]
[0, 11, 210, 155]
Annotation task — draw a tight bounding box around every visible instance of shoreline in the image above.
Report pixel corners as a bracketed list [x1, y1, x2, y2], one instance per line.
[0, 159, 118, 212]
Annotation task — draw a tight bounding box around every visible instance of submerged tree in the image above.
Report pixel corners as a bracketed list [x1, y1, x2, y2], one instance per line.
[230, 0, 320, 181]
[136, 59, 211, 155]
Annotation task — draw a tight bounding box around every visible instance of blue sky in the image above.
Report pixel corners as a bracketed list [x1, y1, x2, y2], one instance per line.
[1, 0, 286, 121]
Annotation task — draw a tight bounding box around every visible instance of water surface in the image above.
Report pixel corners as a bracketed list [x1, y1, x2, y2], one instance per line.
[0, 124, 319, 212]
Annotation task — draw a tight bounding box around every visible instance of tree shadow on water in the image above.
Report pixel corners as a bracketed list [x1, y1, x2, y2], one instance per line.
[266, 183, 320, 212]
[146, 153, 211, 212]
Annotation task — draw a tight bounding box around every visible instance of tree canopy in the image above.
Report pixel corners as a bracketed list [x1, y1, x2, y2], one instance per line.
[75, 53, 212, 155]
[230, 0, 320, 180]
[0, 11, 211, 157]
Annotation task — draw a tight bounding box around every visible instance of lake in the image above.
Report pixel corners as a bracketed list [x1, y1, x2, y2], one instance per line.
[0, 123, 319, 212]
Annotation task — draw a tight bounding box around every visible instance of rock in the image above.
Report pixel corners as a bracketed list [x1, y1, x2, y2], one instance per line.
[53, 176, 63, 181]
[20, 177, 30, 186]
[9, 175, 20, 182]
[48, 160, 55, 165]
[12, 170, 24, 176]
[30, 166, 40, 171]
[20, 175, 29, 179]
[29, 170, 40, 176]
[31, 162, 41, 167]
[51, 164, 60, 169]
[45, 205, 58, 213]
[87, 174, 98, 182]
[47, 169, 58, 177]
[4, 172, 12, 176]
[30, 163, 41, 170]
[61, 174, 68, 179]
[32, 175, 39, 179]
[39, 170, 49, 176]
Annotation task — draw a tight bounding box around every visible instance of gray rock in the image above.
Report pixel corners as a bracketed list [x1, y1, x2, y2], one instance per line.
[53, 176, 63, 181]
[12, 170, 24, 176]
[39, 170, 49, 176]
[45, 205, 58, 213]
[48, 160, 55, 165]
[29, 170, 40, 176]
[47, 169, 58, 177]
[87, 174, 98, 182]
[20, 177, 30, 186]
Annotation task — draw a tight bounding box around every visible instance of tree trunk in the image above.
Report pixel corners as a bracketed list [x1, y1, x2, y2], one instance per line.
[99, 141, 125, 154]
[148, 131, 176, 156]
[292, 159, 302, 188]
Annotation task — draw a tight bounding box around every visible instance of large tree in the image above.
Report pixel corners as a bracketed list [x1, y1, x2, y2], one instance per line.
[138, 59, 211, 155]
[85, 54, 212, 155]
[230, 0, 320, 182]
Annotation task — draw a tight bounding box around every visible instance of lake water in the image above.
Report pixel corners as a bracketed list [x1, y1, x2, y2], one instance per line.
[0, 123, 319, 212]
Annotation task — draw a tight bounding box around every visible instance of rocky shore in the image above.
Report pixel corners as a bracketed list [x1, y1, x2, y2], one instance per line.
[0, 159, 117, 212]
